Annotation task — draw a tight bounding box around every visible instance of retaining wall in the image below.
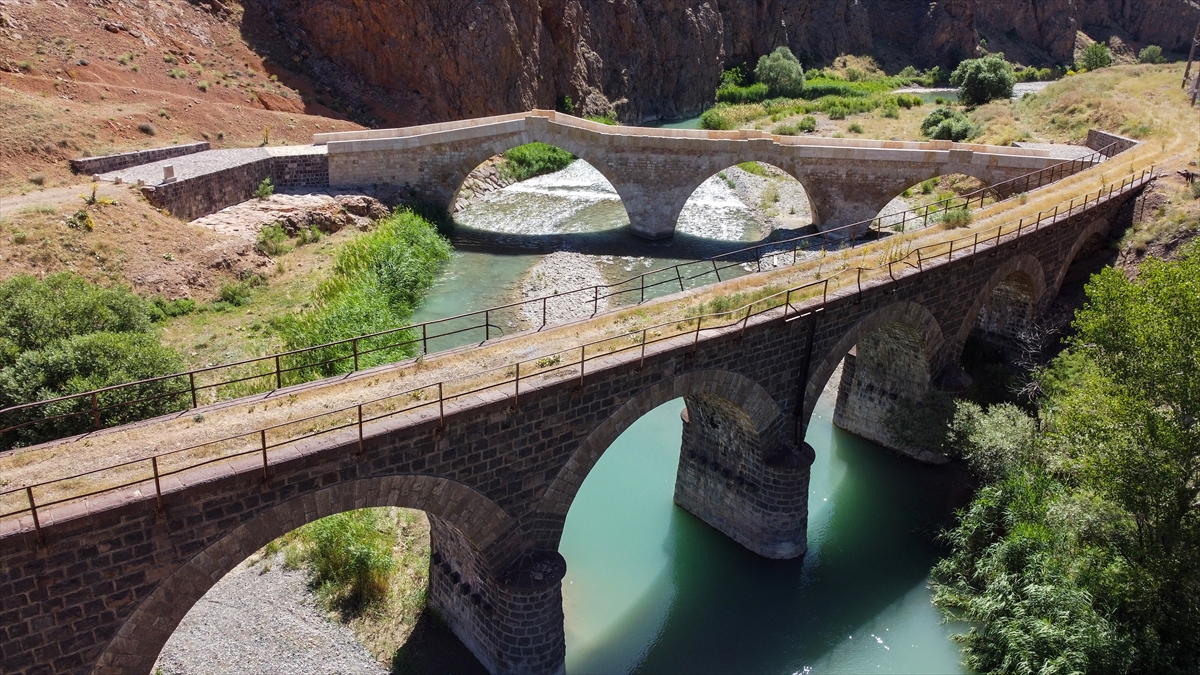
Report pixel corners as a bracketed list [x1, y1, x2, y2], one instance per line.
[140, 153, 328, 221]
[69, 143, 210, 176]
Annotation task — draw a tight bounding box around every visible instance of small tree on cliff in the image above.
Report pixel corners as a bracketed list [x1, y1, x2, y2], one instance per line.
[949, 53, 1015, 106]
[1079, 41, 1114, 71]
[755, 47, 806, 99]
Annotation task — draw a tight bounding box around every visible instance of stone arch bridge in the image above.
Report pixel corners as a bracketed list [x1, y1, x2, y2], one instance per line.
[314, 111, 1064, 239]
[0, 174, 1148, 674]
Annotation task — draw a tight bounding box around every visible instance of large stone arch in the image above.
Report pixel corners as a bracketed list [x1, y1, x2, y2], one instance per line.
[954, 253, 1048, 350]
[869, 167, 1002, 223]
[802, 301, 945, 435]
[666, 158, 821, 236]
[530, 369, 784, 547]
[1050, 215, 1113, 298]
[446, 126, 630, 217]
[94, 475, 517, 675]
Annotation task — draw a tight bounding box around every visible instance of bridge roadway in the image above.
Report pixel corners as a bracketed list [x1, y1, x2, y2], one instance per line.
[0, 167, 1151, 673]
[314, 110, 1064, 239]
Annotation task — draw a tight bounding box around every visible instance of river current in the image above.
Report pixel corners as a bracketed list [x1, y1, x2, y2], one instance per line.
[411, 149, 972, 673]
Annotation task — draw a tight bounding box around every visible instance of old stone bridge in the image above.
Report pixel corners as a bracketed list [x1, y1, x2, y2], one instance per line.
[0, 159, 1150, 674]
[314, 111, 1064, 238]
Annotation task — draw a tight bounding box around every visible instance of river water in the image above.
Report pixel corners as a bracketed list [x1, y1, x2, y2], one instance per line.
[410, 157, 972, 673]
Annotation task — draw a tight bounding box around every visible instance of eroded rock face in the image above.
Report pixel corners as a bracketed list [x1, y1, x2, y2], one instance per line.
[258, 0, 1198, 124]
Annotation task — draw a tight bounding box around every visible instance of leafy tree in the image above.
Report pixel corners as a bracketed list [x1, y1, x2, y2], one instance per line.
[950, 54, 1015, 105]
[1138, 45, 1166, 65]
[754, 47, 806, 99]
[1079, 42, 1113, 72]
[932, 245, 1200, 674]
[920, 106, 975, 141]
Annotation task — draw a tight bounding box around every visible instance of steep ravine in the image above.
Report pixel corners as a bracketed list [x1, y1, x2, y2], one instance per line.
[249, 0, 1198, 125]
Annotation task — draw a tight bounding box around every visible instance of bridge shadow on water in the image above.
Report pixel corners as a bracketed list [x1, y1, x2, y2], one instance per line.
[567, 401, 973, 675]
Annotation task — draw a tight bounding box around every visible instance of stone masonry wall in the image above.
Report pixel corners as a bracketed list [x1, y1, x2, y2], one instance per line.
[0, 182, 1144, 675]
[141, 153, 329, 221]
[674, 395, 813, 559]
[69, 143, 209, 176]
[1086, 129, 1139, 154]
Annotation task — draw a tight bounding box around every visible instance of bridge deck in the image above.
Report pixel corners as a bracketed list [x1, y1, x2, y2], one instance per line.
[0, 144, 1159, 534]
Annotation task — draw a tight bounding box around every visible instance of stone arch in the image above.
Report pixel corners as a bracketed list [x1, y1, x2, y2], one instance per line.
[94, 475, 517, 675]
[446, 127, 631, 220]
[955, 253, 1048, 350]
[1051, 217, 1112, 298]
[530, 369, 783, 547]
[871, 170, 996, 228]
[670, 160, 818, 239]
[802, 301, 945, 438]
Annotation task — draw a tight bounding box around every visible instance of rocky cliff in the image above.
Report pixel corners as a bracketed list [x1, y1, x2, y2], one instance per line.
[252, 0, 1199, 125]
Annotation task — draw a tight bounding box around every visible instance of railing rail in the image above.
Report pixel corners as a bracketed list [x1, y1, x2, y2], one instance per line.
[0, 168, 1155, 538]
[0, 142, 1123, 446]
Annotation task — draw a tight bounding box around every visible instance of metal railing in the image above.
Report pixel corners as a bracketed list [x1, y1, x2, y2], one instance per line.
[0, 143, 1123, 448]
[0, 167, 1155, 540]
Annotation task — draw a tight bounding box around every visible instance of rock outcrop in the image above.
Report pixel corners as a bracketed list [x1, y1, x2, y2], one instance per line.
[253, 0, 1200, 125]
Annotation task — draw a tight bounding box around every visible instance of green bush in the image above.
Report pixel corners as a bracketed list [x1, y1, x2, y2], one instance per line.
[754, 47, 806, 99]
[827, 105, 848, 120]
[153, 296, 196, 318]
[500, 142, 575, 182]
[1138, 45, 1166, 64]
[772, 122, 800, 136]
[950, 54, 1015, 105]
[736, 161, 768, 177]
[881, 102, 900, 119]
[716, 82, 770, 104]
[920, 107, 975, 141]
[938, 207, 973, 229]
[272, 209, 451, 382]
[0, 273, 190, 447]
[253, 177, 274, 200]
[700, 107, 736, 130]
[218, 280, 257, 307]
[255, 223, 292, 256]
[302, 511, 396, 608]
[585, 114, 618, 125]
[798, 115, 817, 132]
[847, 123, 864, 134]
[1078, 41, 1113, 72]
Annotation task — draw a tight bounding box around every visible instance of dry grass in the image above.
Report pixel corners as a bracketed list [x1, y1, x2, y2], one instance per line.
[0, 64, 1194, 523]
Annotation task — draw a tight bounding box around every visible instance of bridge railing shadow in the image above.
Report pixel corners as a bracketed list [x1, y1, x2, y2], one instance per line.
[0, 143, 1126, 453]
[0, 167, 1156, 542]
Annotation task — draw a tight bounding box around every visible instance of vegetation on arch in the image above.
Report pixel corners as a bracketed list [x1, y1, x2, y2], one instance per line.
[499, 142, 575, 182]
[929, 244, 1200, 674]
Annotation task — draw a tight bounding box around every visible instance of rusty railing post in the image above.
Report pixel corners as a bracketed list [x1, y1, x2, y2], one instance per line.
[578, 345, 586, 388]
[274, 355, 282, 389]
[92, 391, 101, 430]
[27, 487, 42, 547]
[357, 404, 364, 454]
[639, 329, 648, 370]
[485, 310, 490, 341]
[152, 456, 163, 513]
[189, 372, 198, 409]
[260, 429, 269, 482]
[438, 382, 444, 429]
[353, 338, 359, 371]
[514, 362, 520, 409]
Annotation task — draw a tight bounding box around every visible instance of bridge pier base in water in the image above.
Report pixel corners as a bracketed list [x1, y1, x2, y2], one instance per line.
[428, 518, 567, 675]
[674, 394, 815, 559]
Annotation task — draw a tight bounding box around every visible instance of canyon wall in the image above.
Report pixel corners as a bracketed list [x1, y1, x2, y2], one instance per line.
[256, 0, 1199, 124]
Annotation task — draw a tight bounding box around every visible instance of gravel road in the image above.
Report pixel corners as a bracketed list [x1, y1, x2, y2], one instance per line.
[153, 557, 387, 675]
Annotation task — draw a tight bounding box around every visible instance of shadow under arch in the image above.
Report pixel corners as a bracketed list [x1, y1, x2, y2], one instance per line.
[954, 253, 1048, 351]
[673, 161, 817, 242]
[1052, 218, 1114, 298]
[530, 369, 782, 550]
[94, 475, 518, 675]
